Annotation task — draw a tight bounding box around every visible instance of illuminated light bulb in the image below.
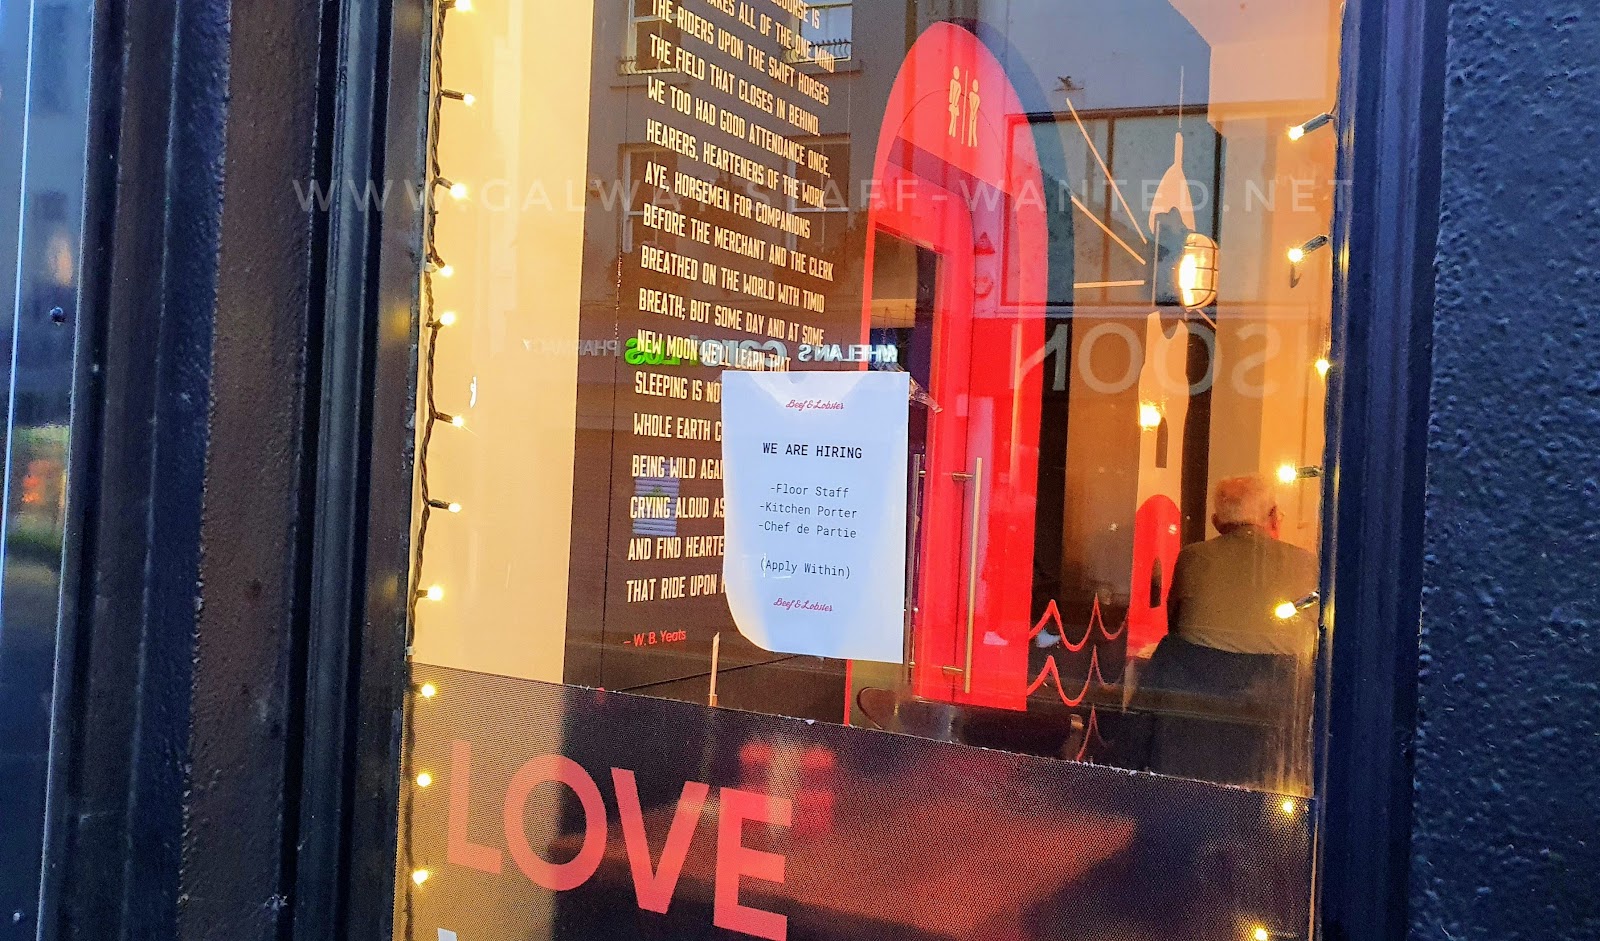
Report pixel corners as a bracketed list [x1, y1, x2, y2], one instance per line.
[419, 683, 438, 699]
[447, 502, 462, 514]
[1138, 402, 1162, 430]
[1253, 929, 1270, 941]
[1175, 232, 1219, 310]
[450, 414, 466, 428]
[1288, 234, 1330, 266]
[437, 263, 455, 279]
[1274, 601, 1298, 621]
[412, 869, 430, 886]
[1178, 252, 1200, 299]
[1288, 111, 1335, 141]
[448, 182, 469, 200]
[1315, 357, 1332, 378]
[1277, 464, 1300, 484]
[438, 311, 458, 327]
[462, 93, 477, 107]
[1281, 799, 1297, 815]
[416, 772, 434, 788]
[456, 0, 473, 10]
[421, 585, 445, 602]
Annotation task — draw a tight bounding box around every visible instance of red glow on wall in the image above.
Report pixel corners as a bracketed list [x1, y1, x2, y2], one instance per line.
[1128, 494, 1183, 655]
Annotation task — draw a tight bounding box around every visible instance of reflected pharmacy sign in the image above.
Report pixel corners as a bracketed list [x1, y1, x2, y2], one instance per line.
[626, 333, 901, 370]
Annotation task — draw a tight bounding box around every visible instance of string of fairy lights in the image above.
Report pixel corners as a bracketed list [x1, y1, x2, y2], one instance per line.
[405, 0, 478, 901]
[1286, 109, 1335, 384]
[1239, 116, 1339, 940]
[410, 0, 475, 633]
[1271, 109, 1334, 627]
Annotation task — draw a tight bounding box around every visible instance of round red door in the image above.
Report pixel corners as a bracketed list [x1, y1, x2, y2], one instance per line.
[860, 23, 1048, 710]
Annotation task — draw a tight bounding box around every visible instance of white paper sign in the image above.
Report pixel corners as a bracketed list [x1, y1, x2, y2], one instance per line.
[721, 370, 910, 663]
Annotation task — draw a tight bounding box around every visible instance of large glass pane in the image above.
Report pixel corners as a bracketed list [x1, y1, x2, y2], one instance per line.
[397, 0, 1342, 938]
[0, 0, 93, 930]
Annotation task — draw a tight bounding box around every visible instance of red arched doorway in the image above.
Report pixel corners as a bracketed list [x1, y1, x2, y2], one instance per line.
[860, 23, 1048, 710]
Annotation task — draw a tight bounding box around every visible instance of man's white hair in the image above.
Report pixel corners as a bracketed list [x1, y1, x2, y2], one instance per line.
[1214, 475, 1276, 528]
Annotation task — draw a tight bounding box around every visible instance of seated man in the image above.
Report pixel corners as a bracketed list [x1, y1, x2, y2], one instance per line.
[1134, 475, 1319, 791]
[1168, 475, 1318, 660]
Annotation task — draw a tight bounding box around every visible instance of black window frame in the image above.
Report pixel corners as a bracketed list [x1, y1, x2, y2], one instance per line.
[33, 0, 1451, 937]
[322, 2, 1450, 939]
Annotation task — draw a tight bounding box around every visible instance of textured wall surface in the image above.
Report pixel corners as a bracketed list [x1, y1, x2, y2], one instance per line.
[1414, 2, 1600, 938]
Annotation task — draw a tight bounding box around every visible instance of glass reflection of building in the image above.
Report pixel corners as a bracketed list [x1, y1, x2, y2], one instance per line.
[2, 1, 91, 428]
[2, 0, 92, 544]
[423, 0, 1339, 790]
[0, 0, 94, 927]
[597, 0, 1334, 716]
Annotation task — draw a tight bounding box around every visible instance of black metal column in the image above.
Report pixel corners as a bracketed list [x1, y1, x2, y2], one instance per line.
[1316, 1, 1449, 940]
[42, 0, 349, 938]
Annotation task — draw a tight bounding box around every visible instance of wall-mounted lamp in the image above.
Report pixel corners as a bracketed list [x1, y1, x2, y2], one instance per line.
[1177, 232, 1219, 309]
[1287, 111, 1334, 141]
[1154, 229, 1219, 311]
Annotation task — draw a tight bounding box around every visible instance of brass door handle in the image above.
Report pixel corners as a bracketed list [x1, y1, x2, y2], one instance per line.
[961, 457, 983, 695]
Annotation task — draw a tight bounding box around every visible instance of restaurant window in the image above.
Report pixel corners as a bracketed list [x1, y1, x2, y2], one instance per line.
[795, 1, 852, 63]
[623, 0, 682, 74]
[788, 136, 850, 253]
[620, 145, 673, 254]
[399, 1, 1345, 939]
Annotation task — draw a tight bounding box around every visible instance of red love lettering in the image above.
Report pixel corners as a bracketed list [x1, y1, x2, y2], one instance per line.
[504, 755, 607, 891]
[612, 768, 710, 913]
[447, 740, 503, 873]
[714, 787, 791, 941]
